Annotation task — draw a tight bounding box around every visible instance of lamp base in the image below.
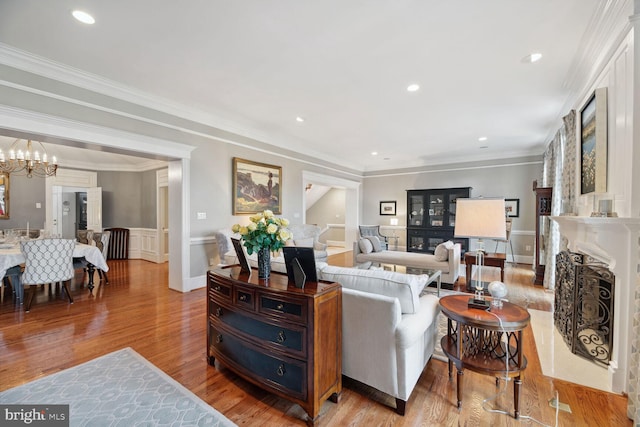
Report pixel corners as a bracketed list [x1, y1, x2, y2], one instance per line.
[468, 297, 491, 311]
[466, 280, 490, 293]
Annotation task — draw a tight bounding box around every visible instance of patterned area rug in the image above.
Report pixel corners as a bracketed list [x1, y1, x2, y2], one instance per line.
[0, 347, 236, 426]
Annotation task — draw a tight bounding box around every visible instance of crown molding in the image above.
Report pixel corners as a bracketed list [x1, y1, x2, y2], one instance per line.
[0, 105, 195, 161]
[551, 0, 633, 143]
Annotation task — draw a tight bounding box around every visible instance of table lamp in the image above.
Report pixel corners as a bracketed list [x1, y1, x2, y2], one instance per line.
[454, 198, 506, 310]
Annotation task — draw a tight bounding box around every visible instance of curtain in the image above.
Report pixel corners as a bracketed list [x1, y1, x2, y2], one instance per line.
[541, 110, 575, 290]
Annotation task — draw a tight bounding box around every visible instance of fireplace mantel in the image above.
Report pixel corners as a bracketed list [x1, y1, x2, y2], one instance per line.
[551, 215, 640, 393]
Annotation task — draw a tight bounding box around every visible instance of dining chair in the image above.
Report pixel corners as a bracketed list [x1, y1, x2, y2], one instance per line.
[93, 231, 111, 284]
[76, 229, 93, 245]
[21, 238, 75, 312]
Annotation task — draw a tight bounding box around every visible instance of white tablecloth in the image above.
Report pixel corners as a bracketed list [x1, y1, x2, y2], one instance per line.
[0, 242, 109, 279]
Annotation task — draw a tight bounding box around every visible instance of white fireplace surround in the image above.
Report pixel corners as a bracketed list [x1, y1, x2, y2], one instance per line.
[552, 216, 640, 394]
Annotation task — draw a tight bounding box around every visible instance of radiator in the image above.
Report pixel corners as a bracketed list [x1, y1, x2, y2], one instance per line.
[105, 228, 129, 260]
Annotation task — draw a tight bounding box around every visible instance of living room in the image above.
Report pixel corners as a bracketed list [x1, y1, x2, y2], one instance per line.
[0, 1, 638, 425]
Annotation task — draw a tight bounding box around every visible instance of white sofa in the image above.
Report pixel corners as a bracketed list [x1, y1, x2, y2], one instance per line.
[319, 265, 440, 415]
[353, 240, 461, 285]
[213, 225, 328, 273]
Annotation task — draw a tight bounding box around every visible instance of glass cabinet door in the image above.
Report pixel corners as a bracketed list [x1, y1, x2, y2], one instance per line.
[427, 193, 445, 227]
[408, 194, 424, 226]
[408, 234, 425, 251]
[447, 189, 468, 228]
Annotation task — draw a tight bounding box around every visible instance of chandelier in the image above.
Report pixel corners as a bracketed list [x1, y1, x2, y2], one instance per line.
[0, 139, 58, 178]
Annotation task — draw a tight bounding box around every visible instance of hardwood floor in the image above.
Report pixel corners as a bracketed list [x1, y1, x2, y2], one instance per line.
[0, 255, 631, 426]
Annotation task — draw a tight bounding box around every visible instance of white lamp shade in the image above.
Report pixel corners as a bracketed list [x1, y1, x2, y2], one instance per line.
[454, 198, 507, 240]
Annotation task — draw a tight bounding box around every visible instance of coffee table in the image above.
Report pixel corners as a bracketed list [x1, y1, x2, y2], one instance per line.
[439, 294, 530, 419]
[362, 262, 442, 296]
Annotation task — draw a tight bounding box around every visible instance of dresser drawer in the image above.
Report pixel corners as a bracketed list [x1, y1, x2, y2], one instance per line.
[234, 286, 256, 311]
[210, 302, 305, 355]
[210, 325, 307, 400]
[259, 294, 306, 323]
[209, 281, 232, 301]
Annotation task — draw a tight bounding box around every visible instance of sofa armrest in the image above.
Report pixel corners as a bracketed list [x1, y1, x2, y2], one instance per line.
[447, 243, 461, 280]
[342, 288, 402, 395]
[314, 241, 327, 251]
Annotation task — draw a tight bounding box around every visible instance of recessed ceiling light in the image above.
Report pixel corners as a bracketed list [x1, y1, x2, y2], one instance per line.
[72, 10, 95, 24]
[479, 146, 489, 149]
[478, 136, 488, 142]
[295, 116, 304, 123]
[407, 84, 420, 92]
[522, 52, 542, 63]
[371, 151, 378, 156]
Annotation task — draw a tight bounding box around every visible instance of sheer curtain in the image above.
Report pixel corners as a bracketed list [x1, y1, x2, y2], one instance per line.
[541, 111, 576, 290]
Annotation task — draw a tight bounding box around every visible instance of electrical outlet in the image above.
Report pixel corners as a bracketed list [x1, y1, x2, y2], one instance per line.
[197, 212, 206, 220]
[525, 245, 532, 251]
[209, 257, 215, 266]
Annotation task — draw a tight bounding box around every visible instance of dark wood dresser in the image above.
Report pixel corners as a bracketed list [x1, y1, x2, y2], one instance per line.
[207, 267, 342, 426]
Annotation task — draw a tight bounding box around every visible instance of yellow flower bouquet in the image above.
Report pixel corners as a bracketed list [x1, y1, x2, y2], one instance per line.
[232, 210, 292, 255]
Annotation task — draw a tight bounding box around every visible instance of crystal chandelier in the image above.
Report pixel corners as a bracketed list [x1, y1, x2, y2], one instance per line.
[0, 139, 58, 178]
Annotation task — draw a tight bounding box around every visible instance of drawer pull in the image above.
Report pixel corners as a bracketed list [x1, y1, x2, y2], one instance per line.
[216, 334, 223, 344]
[239, 294, 247, 301]
[276, 303, 284, 311]
[277, 364, 286, 377]
[276, 330, 286, 343]
[215, 307, 222, 317]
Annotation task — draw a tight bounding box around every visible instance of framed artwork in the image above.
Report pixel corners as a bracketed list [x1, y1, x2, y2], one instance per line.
[379, 201, 396, 216]
[505, 199, 520, 218]
[233, 157, 281, 214]
[580, 87, 608, 195]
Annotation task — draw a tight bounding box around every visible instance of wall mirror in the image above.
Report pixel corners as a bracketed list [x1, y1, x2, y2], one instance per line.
[0, 173, 9, 219]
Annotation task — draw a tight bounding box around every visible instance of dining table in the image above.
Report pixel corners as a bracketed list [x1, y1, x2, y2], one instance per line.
[0, 240, 109, 304]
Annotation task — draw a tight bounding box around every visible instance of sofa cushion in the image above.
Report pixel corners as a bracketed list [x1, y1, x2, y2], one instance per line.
[434, 240, 454, 261]
[319, 265, 428, 314]
[366, 235, 382, 252]
[358, 238, 374, 254]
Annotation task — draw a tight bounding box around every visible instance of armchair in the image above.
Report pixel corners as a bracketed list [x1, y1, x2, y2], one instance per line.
[358, 225, 389, 250]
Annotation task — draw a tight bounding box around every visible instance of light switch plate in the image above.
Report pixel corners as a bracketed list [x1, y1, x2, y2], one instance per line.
[197, 212, 206, 220]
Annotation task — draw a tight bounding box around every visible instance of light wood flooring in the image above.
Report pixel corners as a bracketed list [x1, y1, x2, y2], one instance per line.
[0, 254, 631, 426]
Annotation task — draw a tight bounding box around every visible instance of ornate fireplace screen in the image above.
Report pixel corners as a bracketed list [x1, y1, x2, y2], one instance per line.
[554, 251, 614, 367]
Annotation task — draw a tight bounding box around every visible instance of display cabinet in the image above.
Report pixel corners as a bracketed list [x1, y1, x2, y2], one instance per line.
[406, 187, 471, 254]
[533, 184, 552, 285]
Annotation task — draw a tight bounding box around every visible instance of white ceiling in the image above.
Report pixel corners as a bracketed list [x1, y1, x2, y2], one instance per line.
[0, 1, 607, 172]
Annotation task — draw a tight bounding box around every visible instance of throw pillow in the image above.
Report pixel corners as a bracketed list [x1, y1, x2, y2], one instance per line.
[294, 238, 314, 247]
[434, 240, 454, 261]
[365, 235, 382, 252]
[358, 238, 373, 254]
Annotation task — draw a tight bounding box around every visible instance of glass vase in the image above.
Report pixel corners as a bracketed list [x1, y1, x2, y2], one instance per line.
[257, 247, 271, 279]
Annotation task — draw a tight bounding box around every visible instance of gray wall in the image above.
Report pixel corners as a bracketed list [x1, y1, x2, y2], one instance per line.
[361, 158, 541, 257]
[306, 188, 346, 228]
[0, 174, 46, 229]
[98, 170, 158, 228]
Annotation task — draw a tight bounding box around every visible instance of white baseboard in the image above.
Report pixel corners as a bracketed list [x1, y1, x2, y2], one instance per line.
[326, 240, 345, 247]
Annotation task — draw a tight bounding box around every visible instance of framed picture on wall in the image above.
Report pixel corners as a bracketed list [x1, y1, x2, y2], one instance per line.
[505, 199, 520, 218]
[379, 201, 396, 216]
[580, 87, 608, 195]
[232, 157, 282, 214]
